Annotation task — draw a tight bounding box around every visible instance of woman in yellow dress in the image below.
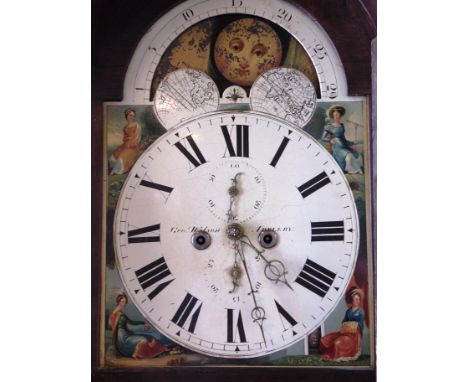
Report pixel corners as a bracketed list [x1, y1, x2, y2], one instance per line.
[109, 108, 141, 175]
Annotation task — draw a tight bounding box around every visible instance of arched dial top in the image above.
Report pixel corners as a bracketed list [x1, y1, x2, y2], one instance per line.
[123, 0, 347, 104]
[114, 111, 359, 358]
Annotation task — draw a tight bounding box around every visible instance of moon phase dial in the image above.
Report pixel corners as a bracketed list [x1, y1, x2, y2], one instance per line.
[206, 160, 267, 223]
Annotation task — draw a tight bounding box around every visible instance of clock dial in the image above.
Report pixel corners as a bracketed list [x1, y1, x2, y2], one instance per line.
[114, 111, 359, 358]
[122, 0, 347, 103]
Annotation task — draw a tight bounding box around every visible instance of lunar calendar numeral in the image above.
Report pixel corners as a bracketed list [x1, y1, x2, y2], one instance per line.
[174, 135, 207, 168]
[314, 43, 326, 60]
[127, 224, 160, 244]
[181, 8, 194, 21]
[277, 8, 293, 22]
[327, 83, 338, 99]
[295, 259, 336, 298]
[135, 257, 174, 300]
[311, 221, 344, 241]
[227, 309, 247, 343]
[297, 171, 331, 198]
[221, 125, 249, 158]
[171, 293, 203, 334]
[274, 300, 298, 332]
[270, 137, 290, 167]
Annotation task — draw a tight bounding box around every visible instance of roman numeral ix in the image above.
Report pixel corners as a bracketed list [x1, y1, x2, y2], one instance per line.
[127, 223, 160, 244]
[221, 124, 249, 157]
[295, 259, 336, 298]
[311, 220, 344, 241]
[135, 257, 174, 300]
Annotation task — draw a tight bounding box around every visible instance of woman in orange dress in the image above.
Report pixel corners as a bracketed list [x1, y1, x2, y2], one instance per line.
[109, 293, 168, 358]
[109, 108, 141, 175]
[319, 287, 365, 362]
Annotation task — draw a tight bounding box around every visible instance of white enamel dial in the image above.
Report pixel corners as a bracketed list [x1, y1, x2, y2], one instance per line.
[114, 111, 359, 358]
[123, 0, 347, 103]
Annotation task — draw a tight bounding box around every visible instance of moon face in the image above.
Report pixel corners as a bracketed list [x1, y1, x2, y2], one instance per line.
[214, 18, 282, 86]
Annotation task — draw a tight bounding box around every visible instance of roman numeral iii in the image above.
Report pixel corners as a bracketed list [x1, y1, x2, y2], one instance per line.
[297, 171, 331, 198]
[174, 135, 207, 168]
[127, 223, 160, 244]
[221, 125, 249, 157]
[171, 292, 203, 334]
[295, 259, 336, 298]
[135, 257, 174, 300]
[311, 220, 344, 241]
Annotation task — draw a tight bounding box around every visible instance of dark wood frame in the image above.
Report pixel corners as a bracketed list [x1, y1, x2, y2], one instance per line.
[91, 1, 377, 380]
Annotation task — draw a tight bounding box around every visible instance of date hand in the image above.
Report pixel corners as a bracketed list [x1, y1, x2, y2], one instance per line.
[240, 236, 294, 291]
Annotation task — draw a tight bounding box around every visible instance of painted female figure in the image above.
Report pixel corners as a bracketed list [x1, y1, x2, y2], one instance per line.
[108, 293, 168, 358]
[321, 105, 363, 174]
[320, 287, 365, 362]
[109, 108, 141, 175]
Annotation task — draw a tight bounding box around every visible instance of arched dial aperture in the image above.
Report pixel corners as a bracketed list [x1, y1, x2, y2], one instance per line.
[114, 111, 359, 358]
[123, 0, 347, 103]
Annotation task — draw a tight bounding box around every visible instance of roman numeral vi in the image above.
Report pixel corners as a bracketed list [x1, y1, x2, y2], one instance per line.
[226, 309, 247, 343]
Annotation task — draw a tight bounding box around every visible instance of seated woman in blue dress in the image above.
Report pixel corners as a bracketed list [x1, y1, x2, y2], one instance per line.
[109, 293, 169, 358]
[321, 105, 363, 174]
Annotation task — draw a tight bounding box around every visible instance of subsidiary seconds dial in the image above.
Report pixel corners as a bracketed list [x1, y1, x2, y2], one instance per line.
[114, 111, 359, 358]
